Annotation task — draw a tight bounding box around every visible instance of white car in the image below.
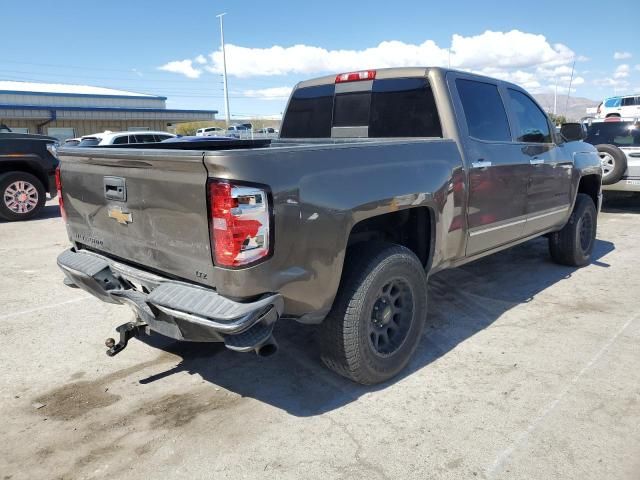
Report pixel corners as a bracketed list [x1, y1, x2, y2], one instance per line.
[583, 119, 640, 194]
[77, 131, 175, 146]
[597, 94, 640, 119]
[196, 127, 226, 137]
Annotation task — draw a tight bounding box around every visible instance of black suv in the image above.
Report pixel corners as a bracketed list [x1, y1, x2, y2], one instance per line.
[0, 126, 59, 221]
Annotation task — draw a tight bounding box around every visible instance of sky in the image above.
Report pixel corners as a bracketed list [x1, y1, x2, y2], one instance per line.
[1, 0, 637, 119]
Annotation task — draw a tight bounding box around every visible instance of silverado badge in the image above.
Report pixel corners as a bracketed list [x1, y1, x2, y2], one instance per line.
[108, 207, 132, 225]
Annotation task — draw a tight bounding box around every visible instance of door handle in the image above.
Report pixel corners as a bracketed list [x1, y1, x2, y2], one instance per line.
[471, 159, 492, 168]
[530, 158, 545, 165]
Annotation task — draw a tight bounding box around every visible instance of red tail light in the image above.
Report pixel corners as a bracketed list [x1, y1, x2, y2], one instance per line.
[55, 166, 67, 223]
[209, 180, 271, 267]
[335, 70, 377, 83]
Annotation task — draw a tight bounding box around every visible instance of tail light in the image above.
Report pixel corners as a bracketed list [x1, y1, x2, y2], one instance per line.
[55, 166, 67, 223]
[208, 180, 271, 267]
[335, 70, 377, 83]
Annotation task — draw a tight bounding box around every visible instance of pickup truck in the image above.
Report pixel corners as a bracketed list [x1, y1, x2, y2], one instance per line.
[0, 129, 59, 221]
[55, 67, 602, 384]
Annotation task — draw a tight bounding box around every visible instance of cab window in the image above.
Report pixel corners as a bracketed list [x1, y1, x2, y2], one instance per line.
[506, 89, 552, 143]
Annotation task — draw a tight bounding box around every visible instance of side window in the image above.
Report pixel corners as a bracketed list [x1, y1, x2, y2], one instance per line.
[621, 97, 637, 107]
[112, 135, 128, 144]
[506, 89, 552, 143]
[456, 79, 511, 142]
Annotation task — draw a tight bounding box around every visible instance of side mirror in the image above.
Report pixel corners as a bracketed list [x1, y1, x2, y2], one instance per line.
[560, 123, 586, 142]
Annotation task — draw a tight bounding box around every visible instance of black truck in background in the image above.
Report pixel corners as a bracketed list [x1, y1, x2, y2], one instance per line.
[0, 126, 59, 221]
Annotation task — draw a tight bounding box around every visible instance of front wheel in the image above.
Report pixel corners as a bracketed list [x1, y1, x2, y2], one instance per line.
[548, 193, 597, 267]
[0, 172, 46, 222]
[319, 243, 428, 385]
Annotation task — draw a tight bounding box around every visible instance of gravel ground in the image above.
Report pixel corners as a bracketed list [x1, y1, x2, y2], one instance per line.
[0, 196, 639, 480]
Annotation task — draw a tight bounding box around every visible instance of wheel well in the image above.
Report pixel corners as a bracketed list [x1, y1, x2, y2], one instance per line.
[347, 207, 434, 268]
[578, 174, 600, 207]
[0, 162, 49, 192]
[605, 113, 621, 118]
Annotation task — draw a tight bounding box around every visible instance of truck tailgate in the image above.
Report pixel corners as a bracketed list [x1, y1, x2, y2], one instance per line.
[58, 148, 215, 286]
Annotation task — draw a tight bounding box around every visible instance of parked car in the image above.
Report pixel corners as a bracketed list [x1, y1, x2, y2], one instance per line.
[226, 124, 251, 138]
[55, 67, 601, 384]
[597, 94, 640, 119]
[76, 131, 175, 146]
[196, 127, 226, 137]
[583, 118, 640, 194]
[255, 127, 279, 134]
[0, 130, 58, 221]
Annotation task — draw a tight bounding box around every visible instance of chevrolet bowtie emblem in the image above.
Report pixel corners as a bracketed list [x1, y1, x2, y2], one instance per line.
[108, 207, 132, 225]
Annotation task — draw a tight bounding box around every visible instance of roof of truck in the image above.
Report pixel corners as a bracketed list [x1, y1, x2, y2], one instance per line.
[294, 66, 524, 92]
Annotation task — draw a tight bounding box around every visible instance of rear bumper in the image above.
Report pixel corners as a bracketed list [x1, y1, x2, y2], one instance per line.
[602, 176, 640, 193]
[57, 248, 283, 350]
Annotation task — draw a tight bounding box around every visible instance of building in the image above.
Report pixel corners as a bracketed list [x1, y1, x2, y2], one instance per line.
[0, 81, 217, 140]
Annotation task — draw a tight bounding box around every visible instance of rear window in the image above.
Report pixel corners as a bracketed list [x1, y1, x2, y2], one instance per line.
[280, 78, 442, 138]
[78, 137, 101, 147]
[585, 122, 640, 147]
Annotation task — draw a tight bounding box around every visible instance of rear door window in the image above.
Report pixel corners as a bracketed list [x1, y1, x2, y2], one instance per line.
[456, 79, 511, 142]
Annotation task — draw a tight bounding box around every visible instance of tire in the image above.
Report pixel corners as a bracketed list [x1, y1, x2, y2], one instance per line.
[596, 144, 627, 185]
[319, 243, 428, 385]
[0, 172, 46, 222]
[549, 193, 597, 267]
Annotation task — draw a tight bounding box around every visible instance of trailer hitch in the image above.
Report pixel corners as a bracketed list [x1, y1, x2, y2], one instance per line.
[105, 322, 145, 357]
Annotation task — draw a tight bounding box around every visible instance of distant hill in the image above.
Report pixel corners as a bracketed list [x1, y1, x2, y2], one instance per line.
[533, 93, 600, 121]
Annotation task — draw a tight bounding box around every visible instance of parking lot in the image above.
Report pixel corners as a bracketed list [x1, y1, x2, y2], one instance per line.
[0, 197, 638, 480]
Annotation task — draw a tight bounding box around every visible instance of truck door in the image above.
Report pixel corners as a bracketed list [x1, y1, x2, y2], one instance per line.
[451, 76, 530, 256]
[504, 88, 573, 236]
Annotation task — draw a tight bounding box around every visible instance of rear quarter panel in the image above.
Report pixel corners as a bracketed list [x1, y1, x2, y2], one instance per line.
[204, 139, 465, 319]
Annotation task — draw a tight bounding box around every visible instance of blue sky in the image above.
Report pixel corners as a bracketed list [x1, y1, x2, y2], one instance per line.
[1, 0, 637, 118]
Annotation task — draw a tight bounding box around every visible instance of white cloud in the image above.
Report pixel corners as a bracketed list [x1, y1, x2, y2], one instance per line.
[158, 59, 202, 79]
[243, 86, 293, 100]
[196, 30, 576, 79]
[195, 54, 207, 65]
[614, 64, 630, 79]
[614, 51, 632, 60]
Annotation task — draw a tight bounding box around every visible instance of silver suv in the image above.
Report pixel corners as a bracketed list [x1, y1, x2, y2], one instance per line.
[584, 119, 640, 194]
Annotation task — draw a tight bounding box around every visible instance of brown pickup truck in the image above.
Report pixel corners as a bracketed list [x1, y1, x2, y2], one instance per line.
[55, 67, 602, 384]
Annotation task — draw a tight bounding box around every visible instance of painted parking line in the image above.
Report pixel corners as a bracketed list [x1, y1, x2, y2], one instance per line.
[0, 296, 92, 320]
[487, 313, 637, 478]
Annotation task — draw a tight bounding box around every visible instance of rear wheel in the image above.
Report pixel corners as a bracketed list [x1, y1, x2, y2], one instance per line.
[549, 193, 597, 267]
[319, 243, 428, 385]
[0, 172, 46, 221]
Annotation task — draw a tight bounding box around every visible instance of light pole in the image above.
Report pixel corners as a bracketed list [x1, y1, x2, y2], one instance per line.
[217, 12, 231, 127]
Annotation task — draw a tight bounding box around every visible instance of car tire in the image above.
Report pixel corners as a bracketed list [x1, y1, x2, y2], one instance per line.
[548, 193, 597, 267]
[0, 172, 46, 222]
[319, 243, 428, 385]
[596, 144, 627, 185]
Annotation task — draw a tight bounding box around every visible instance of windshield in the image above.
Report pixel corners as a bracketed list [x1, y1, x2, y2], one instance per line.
[585, 122, 640, 147]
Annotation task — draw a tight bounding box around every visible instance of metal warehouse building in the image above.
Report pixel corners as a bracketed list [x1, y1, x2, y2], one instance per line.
[0, 81, 217, 141]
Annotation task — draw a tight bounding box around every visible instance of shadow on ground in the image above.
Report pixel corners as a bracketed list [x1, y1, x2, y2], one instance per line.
[602, 192, 640, 214]
[133, 237, 614, 417]
[0, 204, 60, 223]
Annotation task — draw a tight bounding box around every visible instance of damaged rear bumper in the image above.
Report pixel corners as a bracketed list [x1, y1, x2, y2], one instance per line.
[57, 248, 283, 353]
